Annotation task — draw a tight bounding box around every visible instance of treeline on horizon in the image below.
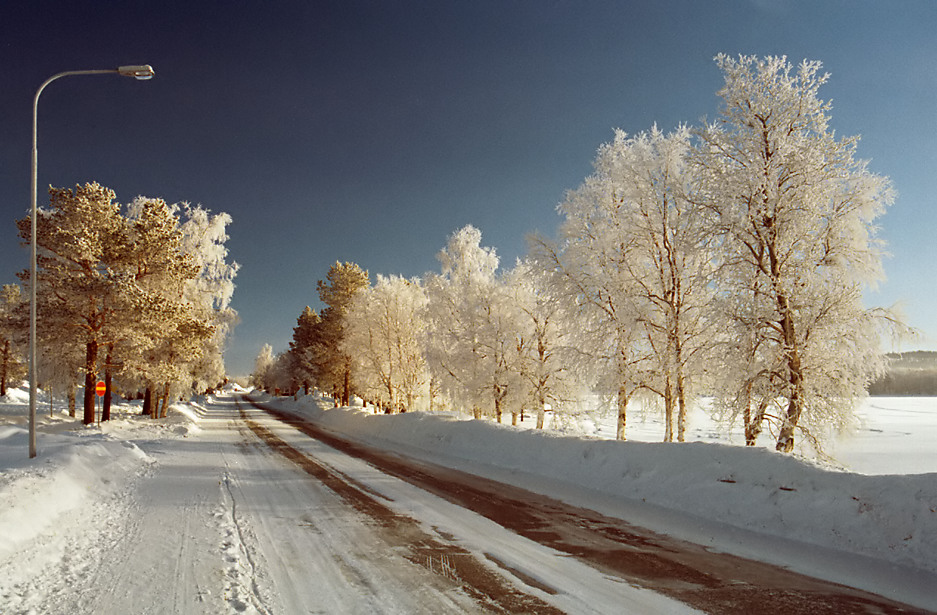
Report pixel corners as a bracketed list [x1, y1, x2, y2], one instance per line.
[869, 352, 937, 396]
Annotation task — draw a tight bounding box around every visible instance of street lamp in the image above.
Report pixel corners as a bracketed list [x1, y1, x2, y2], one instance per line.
[28, 65, 155, 458]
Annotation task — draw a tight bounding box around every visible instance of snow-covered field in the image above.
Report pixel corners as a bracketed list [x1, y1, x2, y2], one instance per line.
[1, 385, 936, 612]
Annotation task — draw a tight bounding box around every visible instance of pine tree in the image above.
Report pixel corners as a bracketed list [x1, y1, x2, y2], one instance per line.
[119, 197, 209, 418]
[289, 306, 321, 394]
[16, 185, 236, 422]
[312, 262, 369, 405]
[17, 183, 129, 424]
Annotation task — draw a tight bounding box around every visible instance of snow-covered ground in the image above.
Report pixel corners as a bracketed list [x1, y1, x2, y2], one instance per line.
[568, 395, 937, 476]
[1, 385, 936, 612]
[260, 392, 937, 610]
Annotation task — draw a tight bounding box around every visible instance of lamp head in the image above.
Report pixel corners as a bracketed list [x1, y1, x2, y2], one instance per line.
[117, 65, 155, 80]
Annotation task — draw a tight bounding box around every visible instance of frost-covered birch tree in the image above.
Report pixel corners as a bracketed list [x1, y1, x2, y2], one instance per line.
[504, 259, 582, 429]
[533, 164, 651, 440]
[425, 226, 519, 420]
[695, 54, 896, 452]
[590, 126, 718, 442]
[177, 204, 239, 392]
[251, 343, 275, 391]
[343, 274, 428, 412]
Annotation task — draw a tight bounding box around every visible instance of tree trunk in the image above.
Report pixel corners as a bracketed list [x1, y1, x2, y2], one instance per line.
[536, 392, 546, 429]
[676, 371, 687, 442]
[472, 405, 482, 420]
[743, 386, 769, 446]
[616, 384, 628, 441]
[674, 335, 687, 442]
[67, 384, 76, 418]
[777, 352, 804, 452]
[159, 382, 171, 418]
[775, 294, 805, 453]
[142, 386, 153, 417]
[342, 362, 351, 406]
[0, 339, 8, 397]
[102, 344, 113, 422]
[83, 340, 98, 425]
[663, 375, 674, 442]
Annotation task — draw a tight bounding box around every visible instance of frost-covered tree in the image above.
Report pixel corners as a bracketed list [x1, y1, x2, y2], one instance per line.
[590, 126, 718, 442]
[177, 203, 239, 392]
[504, 260, 583, 429]
[0, 285, 26, 397]
[251, 344, 275, 391]
[266, 350, 296, 395]
[17, 185, 236, 422]
[17, 183, 132, 424]
[312, 262, 369, 405]
[425, 226, 522, 422]
[118, 197, 213, 418]
[343, 275, 428, 412]
[695, 54, 896, 452]
[533, 165, 652, 440]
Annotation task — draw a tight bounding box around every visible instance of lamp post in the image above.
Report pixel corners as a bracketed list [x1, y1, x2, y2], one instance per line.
[29, 65, 155, 458]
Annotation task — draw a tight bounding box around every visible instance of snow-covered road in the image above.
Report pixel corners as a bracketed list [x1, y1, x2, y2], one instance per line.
[3, 395, 687, 614]
[2, 393, 928, 614]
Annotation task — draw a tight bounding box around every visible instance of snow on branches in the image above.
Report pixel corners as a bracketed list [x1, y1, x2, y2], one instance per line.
[15, 182, 238, 422]
[258, 54, 898, 453]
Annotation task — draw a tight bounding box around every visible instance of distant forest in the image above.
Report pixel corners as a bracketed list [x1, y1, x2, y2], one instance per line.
[868, 351, 937, 396]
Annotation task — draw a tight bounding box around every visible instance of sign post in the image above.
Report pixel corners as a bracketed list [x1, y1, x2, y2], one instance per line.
[95, 381, 105, 424]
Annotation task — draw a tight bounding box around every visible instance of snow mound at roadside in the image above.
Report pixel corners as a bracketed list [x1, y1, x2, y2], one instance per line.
[276, 395, 937, 576]
[0, 428, 152, 562]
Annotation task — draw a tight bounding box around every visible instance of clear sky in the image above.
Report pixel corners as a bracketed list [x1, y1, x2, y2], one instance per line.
[2, 1, 935, 377]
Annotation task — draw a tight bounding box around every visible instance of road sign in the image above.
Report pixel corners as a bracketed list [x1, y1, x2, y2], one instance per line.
[95, 381, 106, 397]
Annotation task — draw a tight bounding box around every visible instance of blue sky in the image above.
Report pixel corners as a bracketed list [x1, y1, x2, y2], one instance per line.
[1, 1, 935, 377]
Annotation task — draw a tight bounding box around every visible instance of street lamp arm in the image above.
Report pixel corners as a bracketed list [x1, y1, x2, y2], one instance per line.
[27, 64, 155, 459]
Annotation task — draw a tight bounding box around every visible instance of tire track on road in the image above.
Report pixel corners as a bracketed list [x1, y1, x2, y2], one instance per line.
[235, 398, 565, 615]
[249, 398, 924, 615]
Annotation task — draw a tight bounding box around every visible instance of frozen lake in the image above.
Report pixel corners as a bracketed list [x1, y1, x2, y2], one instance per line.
[541, 396, 937, 476]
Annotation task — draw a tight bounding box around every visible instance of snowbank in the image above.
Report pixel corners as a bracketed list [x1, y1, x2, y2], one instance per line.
[0, 426, 151, 563]
[0, 395, 202, 574]
[265, 393, 937, 581]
